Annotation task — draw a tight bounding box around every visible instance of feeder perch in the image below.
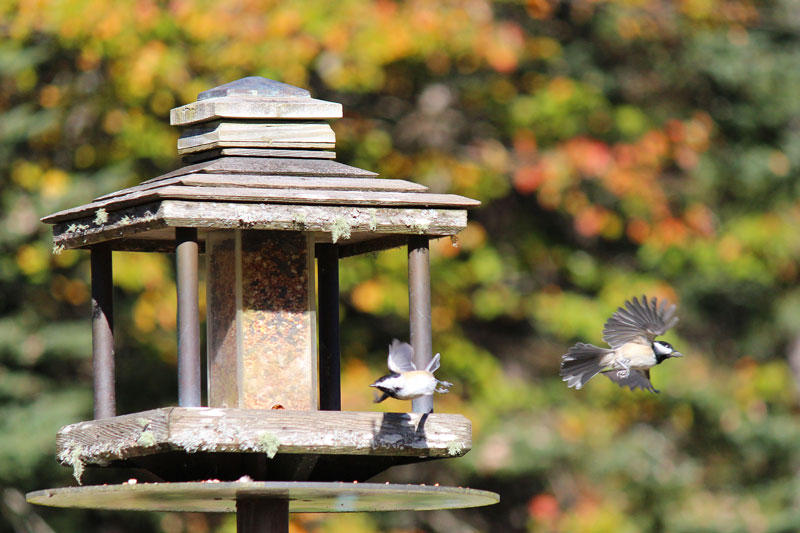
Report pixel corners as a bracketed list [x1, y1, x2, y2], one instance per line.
[28, 77, 498, 531]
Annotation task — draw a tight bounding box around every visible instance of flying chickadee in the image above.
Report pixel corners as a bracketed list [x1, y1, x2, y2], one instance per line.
[560, 295, 682, 393]
[370, 339, 453, 404]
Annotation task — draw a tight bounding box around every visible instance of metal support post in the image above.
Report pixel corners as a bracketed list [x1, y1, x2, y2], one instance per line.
[91, 243, 115, 419]
[176, 227, 201, 407]
[408, 235, 433, 413]
[317, 244, 341, 411]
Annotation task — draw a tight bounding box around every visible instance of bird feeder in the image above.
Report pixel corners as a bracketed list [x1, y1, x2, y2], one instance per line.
[27, 77, 497, 530]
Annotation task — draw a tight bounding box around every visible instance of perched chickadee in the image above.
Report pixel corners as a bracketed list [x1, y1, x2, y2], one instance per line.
[560, 295, 682, 393]
[370, 339, 453, 403]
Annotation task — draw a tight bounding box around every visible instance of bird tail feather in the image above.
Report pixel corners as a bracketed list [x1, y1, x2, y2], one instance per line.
[560, 343, 611, 390]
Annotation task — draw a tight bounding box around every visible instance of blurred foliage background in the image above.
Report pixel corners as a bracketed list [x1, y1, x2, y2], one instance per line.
[2, 0, 800, 531]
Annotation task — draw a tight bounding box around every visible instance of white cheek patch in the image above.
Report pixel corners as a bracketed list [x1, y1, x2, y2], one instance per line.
[377, 375, 405, 389]
[653, 342, 671, 356]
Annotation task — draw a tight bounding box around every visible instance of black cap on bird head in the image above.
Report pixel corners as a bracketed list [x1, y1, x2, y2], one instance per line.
[653, 340, 682, 360]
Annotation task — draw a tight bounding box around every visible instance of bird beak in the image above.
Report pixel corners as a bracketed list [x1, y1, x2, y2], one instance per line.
[670, 351, 683, 358]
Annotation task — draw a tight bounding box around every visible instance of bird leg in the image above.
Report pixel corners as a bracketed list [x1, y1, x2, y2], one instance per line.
[616, 358, 631, 379]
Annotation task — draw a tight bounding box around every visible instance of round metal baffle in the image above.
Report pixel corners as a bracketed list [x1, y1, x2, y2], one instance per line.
[27, 482, 499, 513]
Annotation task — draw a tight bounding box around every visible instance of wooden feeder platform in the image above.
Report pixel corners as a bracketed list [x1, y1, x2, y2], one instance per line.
[56, 408, 471, 483]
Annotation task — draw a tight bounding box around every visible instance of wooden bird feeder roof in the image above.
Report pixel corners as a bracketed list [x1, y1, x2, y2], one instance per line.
[42, 77, 479, 257]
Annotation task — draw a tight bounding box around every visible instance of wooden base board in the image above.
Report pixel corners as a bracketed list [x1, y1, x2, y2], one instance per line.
[57, 408, 471, 483]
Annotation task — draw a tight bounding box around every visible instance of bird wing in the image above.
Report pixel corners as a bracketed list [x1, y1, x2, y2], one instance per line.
[387, 339, 416, 373]
[602, 369, 659, 393]
[602, 295, 678, 348]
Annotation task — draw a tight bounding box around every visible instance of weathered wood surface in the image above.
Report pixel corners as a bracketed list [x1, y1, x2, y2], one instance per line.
[180, 140, 336, 154]
[181, 148, 336, 164]
[49, 201, 468, 250]
[177, 121, 336, 154]
[171, 96, 343, 126]
[95, 174, 428, 202]
[48, 202, 170, 249]
[43, 184, 479, 225]
[56, 408, 472, 468]
[139, 183, 480, 207]
[49, 200, 468, 250]
[143, 157, 378, 184]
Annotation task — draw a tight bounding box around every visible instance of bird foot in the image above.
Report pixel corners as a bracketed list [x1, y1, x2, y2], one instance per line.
[616, 358, 631, 379]
[435, 380, 453, 394]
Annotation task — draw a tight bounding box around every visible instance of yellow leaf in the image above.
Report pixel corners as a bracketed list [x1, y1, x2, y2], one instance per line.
[350, 279, 383, 313]
[40, 169, 70, 198]
[16, 244, 49, 276]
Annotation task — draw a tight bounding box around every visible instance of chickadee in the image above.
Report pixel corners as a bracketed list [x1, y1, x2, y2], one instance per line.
[560, 295, 682, 393]
[370, 339, 453, 403]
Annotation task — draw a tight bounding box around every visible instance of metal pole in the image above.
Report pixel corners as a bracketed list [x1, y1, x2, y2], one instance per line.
[237, 498, 289, 533]
[408, 235, 433, 414]
[176, 227, 201, 407]
[91, 242, 115, 420]
[317, 244, 341, 411]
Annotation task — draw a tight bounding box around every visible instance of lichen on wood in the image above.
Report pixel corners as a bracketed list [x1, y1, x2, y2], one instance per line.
[410, 220, 431, 234]
[57, 446, 86, 485]
[136, 430, 156, 447]
[93, 208, 108, 225]
[330, 217, 352, 243]
[447, 440, 465, 456]
[257, 432, 281, 459]
[51, 201, 170, 250]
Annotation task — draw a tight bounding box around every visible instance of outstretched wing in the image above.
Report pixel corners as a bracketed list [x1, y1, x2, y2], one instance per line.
[602, 295, 678, 348]
[602, 369, 659, 393]
[387, 339, 416, 373]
